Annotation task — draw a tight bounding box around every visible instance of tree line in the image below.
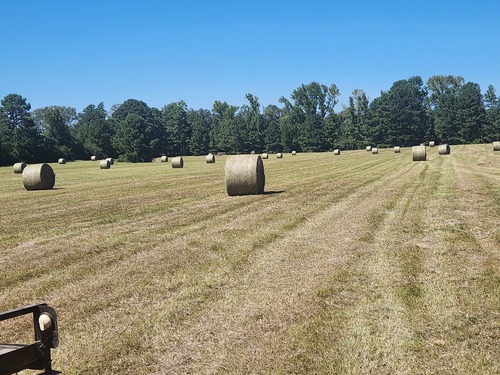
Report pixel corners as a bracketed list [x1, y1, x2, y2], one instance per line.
[1, 75, 499, 166]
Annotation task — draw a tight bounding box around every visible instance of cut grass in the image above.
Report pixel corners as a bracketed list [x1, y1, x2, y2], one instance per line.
[0, 146, 498, 374]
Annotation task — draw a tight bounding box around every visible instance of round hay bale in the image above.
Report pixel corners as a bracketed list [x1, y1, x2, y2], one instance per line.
[412, 145, 426, 161]
[13, 162, 26, 174]
[106, 157, 115, 165]
[429, 141, 435, 147]
[333, 149, 340, 155]
[493, 141, 500, 151]
[438, 144, 450, 155]
[372, 147, 378, 154]
[58, 158, 66, 164]
[291, 150, 297, 155]
[22, 163, 55, 190]
[250, 150, 255, 154]
[100, 159, 111, 169]
[90, 155, 97, 161]
[225, 155, 265, 196]
[277, 153, 283, 159]
[394, 146, 401, 153]
[172, 156, 184, 168]
[206, 153, 215, 163]
[261, 153, 269, 159]
[366, 146, 372, 151]
[160, 155, 168, 162]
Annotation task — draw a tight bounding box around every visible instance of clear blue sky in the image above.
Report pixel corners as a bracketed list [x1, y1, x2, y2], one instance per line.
[1, 0, 499, 113]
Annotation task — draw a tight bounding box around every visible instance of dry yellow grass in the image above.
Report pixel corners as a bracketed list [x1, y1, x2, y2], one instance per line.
[0, 145, 498, 374]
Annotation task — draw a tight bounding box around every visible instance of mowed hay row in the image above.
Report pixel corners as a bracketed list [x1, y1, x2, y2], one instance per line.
[1, 147, 498, 373]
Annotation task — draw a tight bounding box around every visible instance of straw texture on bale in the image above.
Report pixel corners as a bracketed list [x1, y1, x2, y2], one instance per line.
[100, 160, 111, 169]
[91, 156, 97, 161]
[372, 148, 378, 154]
[438, 144, 450, 155]
[225, 155, 265, 196]
[13, 162, 26, 174]
[412, 145, 426, 161]
[58, 158, 66, 164]
[160, 155, 168, 162]
[106, 157, 115, 165]
[22, 163, 55, 190]
[291, 151, 297, 155]
[394, 146, 401, 153]
[277, 153, 283, 158]
[261, 153, 268, 159]
[205, 154, 215, 163]
[172, 156, 184, 168]
[429, 141, 435, 147]
[493, 141, 500, 151]
[366, 146, 372, 151]
[333, 149, 340, 155]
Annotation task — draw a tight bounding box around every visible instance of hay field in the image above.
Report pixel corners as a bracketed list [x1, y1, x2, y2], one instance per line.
[0, 145, 499, 374]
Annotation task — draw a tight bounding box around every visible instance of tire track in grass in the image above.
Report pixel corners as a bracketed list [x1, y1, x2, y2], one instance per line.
[150, 159, 420, 374]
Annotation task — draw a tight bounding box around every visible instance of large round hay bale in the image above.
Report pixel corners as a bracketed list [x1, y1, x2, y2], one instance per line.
[206, 153, 215, 163]
[172, 156, 184, 168]
[261, 153, 268, 159]
[22, 163, 55, 190]
[100, 159, 111, 169]
[58, 158, 66, 164]
[493, 141, 500, 151]
[106, 157, 115, 165]
[372, 147, 378, 154]
[412, 145, 426, 161]
[333, 149, 340, 155]
[13, 162, 26, 174]
[291, 150, 297, 155]
[277, 153, 283, 159]
[91, 155, 97, 161]
[225, 155, 265, 196]
[438, 144, 450, 155]
[429, 141, 435, 147]
[394, 146, 401, 153]
[160, 155, 168, 162]
[366, 146, 372, 151]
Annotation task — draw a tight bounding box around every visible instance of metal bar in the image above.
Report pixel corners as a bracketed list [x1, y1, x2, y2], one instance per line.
[0, 303, 47, 322]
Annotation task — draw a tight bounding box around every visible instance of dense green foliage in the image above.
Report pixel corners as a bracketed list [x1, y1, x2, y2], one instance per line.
[1, 75, 499, 165]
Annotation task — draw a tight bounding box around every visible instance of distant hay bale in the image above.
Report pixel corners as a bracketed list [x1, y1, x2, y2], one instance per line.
[333, 149, 340, 155]
[261, 153, 268, 159]
[372, 147, 378, 154]
[160, 155, 168, 162]
[22, 163, 55, 190]
[250, 150, 255, 154]
[291, 151, 297, 155]
[172, 156, 184, 168]
[277, 153, 283, 158]
[90, 155, 97, 161]
[225, 155, 265, 196]
[493, 141, 500, 151]
[100, 159, 111, 169]
[412, 145, 426, 161]
[106, 157, 115, 165]
[429, 141, 435, 147]
[438, 144, 450, 155]
[13, 162, 26, 174]
[58, 158, 66, 164]
[394, 146, 401, 153]
[366, 146, 372, 151]
[420, 143, 425, 146]
[206, 153, 215, 163]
